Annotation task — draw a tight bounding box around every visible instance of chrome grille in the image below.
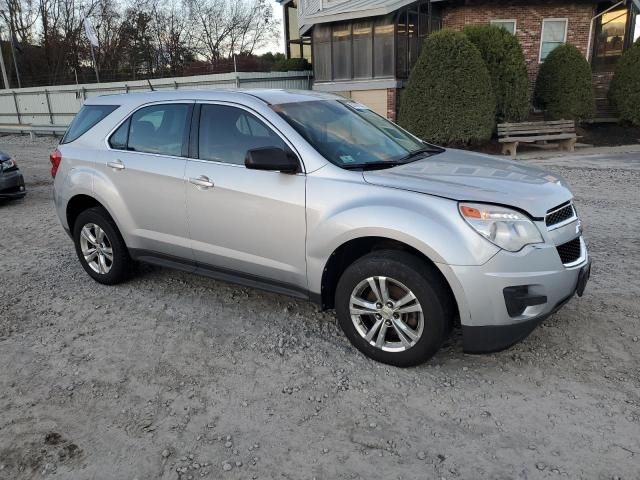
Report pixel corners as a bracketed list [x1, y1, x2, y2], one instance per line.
[546, 203, 576, 228]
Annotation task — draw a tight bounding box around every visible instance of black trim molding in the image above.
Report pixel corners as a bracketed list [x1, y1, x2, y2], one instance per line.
[129, 248, 314, 302]
[462, 294, 574, 354]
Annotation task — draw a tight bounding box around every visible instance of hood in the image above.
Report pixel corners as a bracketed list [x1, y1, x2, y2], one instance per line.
[362, 149, 573, 218]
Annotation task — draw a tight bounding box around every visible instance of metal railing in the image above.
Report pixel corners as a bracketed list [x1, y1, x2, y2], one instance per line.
[0, 70, 313, 129]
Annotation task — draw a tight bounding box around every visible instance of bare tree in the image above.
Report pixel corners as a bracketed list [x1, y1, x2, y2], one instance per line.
[150, 0, 193, 75]
[2, 0, 38, 43]
[1, 0, 281, 86]
[186, 0, 278, 61]
[186, 0, 230, 62]
[227, 0, 278, 57]
[92, 0, 130, 78]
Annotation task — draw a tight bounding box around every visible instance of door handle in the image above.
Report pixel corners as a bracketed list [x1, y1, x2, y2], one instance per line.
[107, 160, 125, 170]
[189, 176, 214, 189]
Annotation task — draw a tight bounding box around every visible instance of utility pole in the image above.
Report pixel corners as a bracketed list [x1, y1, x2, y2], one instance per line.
[82, 14, 100, 84]
[0, 9, 21, 88]
[89, 41, 100, 83]
[0, 26, 10, 88]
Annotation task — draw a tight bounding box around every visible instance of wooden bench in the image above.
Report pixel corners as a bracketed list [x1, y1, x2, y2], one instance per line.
[498, 120, 577, 159]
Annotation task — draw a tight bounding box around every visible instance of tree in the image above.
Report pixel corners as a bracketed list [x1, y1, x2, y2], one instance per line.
[3, 0, 38, 44]
[533, 44, 595, 120]
[464, 25, 530, 122]
[227, 0, 278, 57]
[122, 8, 155, 79]
[150, 0, 194, 76]
[186, 0, 279, 61]
[609, 38, 640, 126]
[1, 0, 280, 86]
[92, 0, 131, 80]
[186, 0, 229, 62]
[398, 30, 495, 146]
[272, 57, 310, 71]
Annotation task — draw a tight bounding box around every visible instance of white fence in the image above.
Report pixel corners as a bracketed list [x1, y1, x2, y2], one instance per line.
[0, 71, 313, 128]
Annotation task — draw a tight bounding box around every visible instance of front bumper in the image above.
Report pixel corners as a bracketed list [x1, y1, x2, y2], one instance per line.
[0, 169, 26, 199]
[444, 238, 590, 353]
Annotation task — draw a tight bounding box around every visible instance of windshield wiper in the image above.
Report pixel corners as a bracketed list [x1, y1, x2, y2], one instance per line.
[398, 146, 441, 163]
[341, 147, 444, 171]
[341, 161, 405, 171]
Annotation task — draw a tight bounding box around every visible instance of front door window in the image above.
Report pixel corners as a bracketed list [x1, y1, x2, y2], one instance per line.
[198, 105, 286, 165]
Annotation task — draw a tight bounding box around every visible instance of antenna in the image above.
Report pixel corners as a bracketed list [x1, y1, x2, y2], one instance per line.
[147, 79, 155, 91]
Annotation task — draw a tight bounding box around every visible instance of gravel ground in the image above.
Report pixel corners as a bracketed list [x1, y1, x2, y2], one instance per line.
[0, 135, 638, 480]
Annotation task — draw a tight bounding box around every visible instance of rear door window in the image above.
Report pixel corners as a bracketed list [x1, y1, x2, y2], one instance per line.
[109, 118, 130, 150]
[107, 104, 192, 156]
[127, 104, 192, 157]
[62, 105, 118, 144]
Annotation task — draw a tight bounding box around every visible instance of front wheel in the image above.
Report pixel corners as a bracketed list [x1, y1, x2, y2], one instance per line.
[335, 250, 452, 367]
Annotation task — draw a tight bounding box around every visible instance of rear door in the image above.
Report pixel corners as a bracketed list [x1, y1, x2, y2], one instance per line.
[103, 101, 194, 261]
[184, 102, 307, 291]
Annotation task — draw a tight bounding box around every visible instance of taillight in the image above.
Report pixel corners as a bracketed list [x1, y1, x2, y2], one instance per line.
[50, 148, 62, 178]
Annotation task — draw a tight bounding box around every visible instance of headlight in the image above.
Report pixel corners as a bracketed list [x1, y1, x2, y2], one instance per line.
[459, 202, 543, 252]
[1, 158, 16, 171]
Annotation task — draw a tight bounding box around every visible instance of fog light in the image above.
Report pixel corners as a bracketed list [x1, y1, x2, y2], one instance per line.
[503, 286, 547, 317]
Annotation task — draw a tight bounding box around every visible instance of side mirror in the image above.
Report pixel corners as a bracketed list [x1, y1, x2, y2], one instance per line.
[245, 147, 300, 174]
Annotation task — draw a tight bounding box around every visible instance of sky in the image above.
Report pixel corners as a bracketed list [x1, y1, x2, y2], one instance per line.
[258, 0, 285, 54]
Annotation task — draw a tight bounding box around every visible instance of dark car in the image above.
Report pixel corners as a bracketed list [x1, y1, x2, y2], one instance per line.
[0, 150, 26, 200]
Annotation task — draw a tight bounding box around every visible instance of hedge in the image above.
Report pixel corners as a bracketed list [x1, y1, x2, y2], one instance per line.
[272, 57, 311, 72]
[533, 44, 595, 120]
[609, 38, 640, 126]
[464, 25, 530, 122]
[398, 30, 495, 146]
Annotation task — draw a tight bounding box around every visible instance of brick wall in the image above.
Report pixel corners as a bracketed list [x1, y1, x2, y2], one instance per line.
[386, 89, 397, 121]
[442, 1, 596, 81]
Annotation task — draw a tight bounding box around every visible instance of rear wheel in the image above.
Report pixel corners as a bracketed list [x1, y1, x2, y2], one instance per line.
[335, 250, 452, 367]
[72, 207, 132, 285]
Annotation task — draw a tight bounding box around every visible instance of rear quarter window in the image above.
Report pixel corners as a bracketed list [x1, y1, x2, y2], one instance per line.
[61, 105, 119, 144]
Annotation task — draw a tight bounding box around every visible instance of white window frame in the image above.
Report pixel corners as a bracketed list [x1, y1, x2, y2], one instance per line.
[490, 19, 517, 35]
[539, 18, 568, 63]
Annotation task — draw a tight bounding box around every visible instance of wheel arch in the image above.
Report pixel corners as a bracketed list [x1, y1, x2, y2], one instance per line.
[317, 236, 460, 324]
[66, 194, 121, 237]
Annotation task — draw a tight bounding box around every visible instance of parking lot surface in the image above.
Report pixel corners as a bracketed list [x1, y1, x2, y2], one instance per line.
[1, 135, 639, 479]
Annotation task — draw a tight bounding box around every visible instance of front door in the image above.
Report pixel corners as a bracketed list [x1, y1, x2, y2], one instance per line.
[185, 103, 307, 291]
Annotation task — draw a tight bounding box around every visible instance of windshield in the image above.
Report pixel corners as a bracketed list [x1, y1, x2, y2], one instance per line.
[272, 100, 442, 169]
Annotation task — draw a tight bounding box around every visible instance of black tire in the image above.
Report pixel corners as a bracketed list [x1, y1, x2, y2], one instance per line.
[335, 250, 453, 367]
[72, 207, 133, 285]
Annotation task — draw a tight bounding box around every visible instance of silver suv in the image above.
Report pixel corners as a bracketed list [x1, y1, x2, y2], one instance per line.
[52, 90, 591, 366]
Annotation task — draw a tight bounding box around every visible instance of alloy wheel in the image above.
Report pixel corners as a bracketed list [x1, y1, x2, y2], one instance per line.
[349, 276, 424, 353]
[79, 223, 113, 274]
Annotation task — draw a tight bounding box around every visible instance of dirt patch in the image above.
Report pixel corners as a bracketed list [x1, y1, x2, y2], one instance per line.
[0, 432, 82, 478]
[0, 135, 639, 479]
[577, 123, 640, 147]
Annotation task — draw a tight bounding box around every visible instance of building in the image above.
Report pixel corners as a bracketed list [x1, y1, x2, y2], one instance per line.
[278, 0, 640, 120]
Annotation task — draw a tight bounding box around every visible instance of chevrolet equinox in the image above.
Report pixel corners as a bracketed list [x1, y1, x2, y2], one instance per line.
[52, 90, 591, 366]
